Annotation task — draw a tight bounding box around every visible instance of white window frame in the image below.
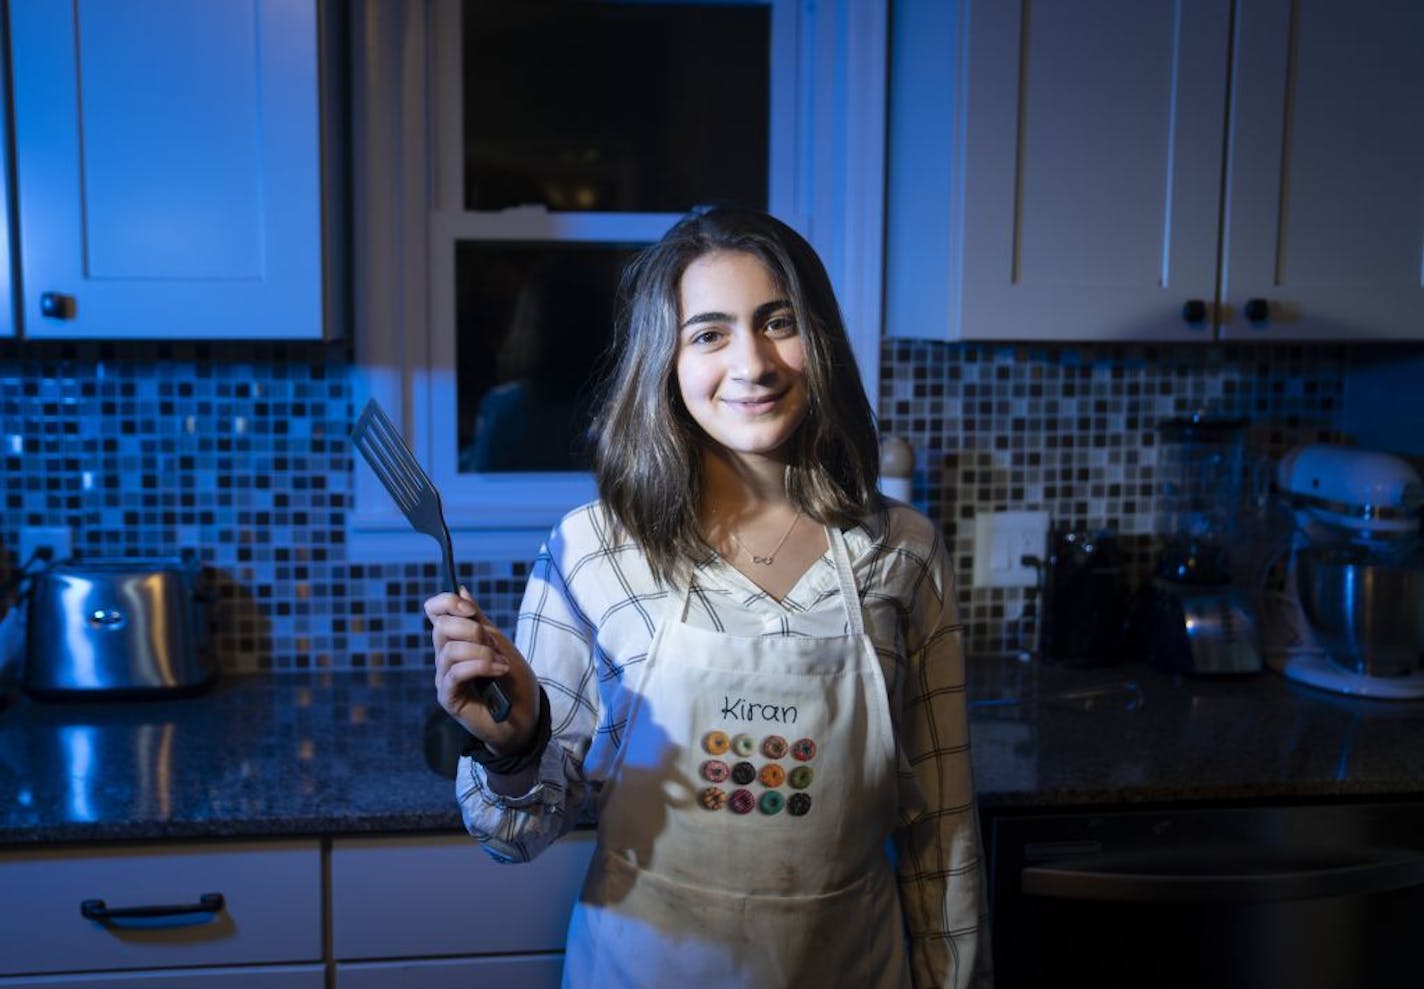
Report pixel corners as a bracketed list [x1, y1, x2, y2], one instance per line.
[349, 0, 887, 564]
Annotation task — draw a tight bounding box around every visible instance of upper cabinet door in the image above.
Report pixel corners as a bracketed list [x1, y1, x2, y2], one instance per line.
[10, 0, 330, 340]
[954, 0, 1232, 341]
[0, 29, 15, 340]
[1220, 0, 1424, 341]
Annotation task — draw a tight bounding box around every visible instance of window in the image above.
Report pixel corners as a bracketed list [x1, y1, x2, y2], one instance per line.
[350, 0, 888, 561]
[454, 240, 636, 473]
[460, 2, 770, 214]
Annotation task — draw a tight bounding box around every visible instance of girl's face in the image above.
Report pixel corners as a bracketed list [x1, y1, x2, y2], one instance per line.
[674, 250, 810, 465]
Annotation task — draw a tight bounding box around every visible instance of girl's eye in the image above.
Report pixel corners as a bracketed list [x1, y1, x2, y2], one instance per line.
[689, 328, 723, 346]
[765, 313, 797, 336]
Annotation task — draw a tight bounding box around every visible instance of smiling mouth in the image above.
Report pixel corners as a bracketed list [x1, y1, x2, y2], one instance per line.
[723, 392, 785, 414]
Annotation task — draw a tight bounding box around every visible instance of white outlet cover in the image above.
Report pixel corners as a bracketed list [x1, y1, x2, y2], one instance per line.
[18, 525, 72, 565]
[972, 511, 1049, 588]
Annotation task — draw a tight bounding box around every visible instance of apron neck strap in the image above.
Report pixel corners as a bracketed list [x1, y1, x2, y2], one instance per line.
[826, 525, 865, 637]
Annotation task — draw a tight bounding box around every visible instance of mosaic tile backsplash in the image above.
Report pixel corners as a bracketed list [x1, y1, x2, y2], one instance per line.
[1, 338, 1349, 673]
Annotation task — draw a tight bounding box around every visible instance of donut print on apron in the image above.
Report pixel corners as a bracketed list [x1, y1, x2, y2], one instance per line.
[563, 527, 909, 988]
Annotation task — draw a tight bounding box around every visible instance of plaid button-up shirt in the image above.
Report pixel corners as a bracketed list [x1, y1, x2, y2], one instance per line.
[456, 500, 989, 987]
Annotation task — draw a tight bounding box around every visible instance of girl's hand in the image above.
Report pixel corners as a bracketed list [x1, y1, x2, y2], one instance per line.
[424, 588, 541, 754]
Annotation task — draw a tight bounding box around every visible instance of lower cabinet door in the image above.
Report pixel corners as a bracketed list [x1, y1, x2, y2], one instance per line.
[0, 964, 325, 988]
[335, 954, 564, 989]
[330, 831, 596, 961]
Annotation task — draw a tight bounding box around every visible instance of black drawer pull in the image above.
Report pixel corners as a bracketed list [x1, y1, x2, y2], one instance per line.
[81, 892, 225, 922]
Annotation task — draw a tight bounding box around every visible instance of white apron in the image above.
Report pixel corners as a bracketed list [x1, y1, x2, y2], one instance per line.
[563, 527, 909, 988]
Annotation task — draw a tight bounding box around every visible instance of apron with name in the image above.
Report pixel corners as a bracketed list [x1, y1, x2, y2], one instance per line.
[563, 527, 908, 988]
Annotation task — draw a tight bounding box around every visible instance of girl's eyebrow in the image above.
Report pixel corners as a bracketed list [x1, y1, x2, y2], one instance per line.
[680, 299, 793, 329]
[680, 310, 731, 329]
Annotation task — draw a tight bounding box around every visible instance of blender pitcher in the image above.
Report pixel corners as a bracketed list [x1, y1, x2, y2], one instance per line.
[1154, 414, 1248, 585]
[1129, 413, 1262, 675]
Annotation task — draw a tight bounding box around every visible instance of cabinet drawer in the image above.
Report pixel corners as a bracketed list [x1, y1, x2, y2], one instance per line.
[0, 840, 321, 976]
[331, 831, 596, 960]
[0, 964, 325, 988]
[336, 955, 563, 989]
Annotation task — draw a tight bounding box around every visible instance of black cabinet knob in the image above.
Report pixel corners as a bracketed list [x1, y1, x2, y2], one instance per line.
[1243, 297, 1270, 323]
[1181, 299, 1207, 324]
[39, 292, 77, 320]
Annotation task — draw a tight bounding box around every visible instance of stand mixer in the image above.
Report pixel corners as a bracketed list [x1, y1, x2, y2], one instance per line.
[1261, 444, 1424, 699]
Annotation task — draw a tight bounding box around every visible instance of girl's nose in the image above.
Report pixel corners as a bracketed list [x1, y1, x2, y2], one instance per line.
[728, 331, 777, 382]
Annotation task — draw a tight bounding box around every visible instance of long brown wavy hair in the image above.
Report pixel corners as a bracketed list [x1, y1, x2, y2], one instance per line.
[590, 207, 881, 583]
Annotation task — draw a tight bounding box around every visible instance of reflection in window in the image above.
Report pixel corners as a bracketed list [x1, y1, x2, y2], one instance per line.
[456, 243, 640, 472]
[462, 0, 770, 212]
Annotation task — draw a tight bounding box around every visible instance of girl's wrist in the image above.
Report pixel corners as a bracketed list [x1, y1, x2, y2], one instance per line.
[462, 685, 552, 774]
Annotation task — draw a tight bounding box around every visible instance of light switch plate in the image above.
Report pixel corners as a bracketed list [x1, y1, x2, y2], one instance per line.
[972, 511, 1049, 588]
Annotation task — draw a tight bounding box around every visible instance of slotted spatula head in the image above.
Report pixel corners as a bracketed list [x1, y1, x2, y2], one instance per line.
[350, 398, 512, 723]
[352, 398, 458, 592]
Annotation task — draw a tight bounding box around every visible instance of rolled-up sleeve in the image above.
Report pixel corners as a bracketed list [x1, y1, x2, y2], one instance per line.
[456, 523, 601, 863]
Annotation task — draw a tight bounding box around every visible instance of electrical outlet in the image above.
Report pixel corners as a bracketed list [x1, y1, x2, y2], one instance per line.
[972, 511, 1049, 588]
[18, 525, 72, 565]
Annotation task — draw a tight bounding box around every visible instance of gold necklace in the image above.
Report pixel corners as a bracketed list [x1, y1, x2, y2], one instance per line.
[730, 508, 803, 566]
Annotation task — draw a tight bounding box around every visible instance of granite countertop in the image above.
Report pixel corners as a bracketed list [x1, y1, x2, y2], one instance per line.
[968, 656, 1424, 809]
[3, 657, 1423, 846]
[0, 672, 463, 845]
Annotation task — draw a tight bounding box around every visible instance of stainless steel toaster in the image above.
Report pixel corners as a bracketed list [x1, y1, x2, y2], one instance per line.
[24, 559, 216, 698]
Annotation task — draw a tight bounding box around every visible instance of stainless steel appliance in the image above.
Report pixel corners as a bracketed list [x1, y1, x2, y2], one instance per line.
[987, 802, 1424, 989]
[1295, 543, 1424, 677]
[1262, 444, 1424, 698]
[1128, 414, 1261, 674]
[24, 558, 215, 699]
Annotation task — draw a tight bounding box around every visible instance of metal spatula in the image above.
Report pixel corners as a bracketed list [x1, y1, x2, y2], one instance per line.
[351, 398, 511, 722]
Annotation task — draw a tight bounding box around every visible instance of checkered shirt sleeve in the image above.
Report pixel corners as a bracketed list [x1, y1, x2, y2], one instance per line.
[886, 525, 991, 988]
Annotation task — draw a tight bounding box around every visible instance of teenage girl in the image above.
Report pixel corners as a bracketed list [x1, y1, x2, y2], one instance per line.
[426, 207, 989, 987]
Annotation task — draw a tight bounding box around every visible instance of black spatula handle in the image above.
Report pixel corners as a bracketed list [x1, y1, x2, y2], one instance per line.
[440, 538, 511, 723]
[453, 598, 512, 723]
[474, 677, 512, 723]
[447, 586, 511, 724]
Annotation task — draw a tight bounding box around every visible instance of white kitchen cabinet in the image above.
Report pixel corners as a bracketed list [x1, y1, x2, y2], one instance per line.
[1220, 0, 1424, 341]
[8, 0, 341, 340]
[888, 0, 1424, 342]
[330, 830, 597, 986]
[0, 829, 597, 986]
[0, 26, 15, 341]
[953, 0, 1231, 343]
[0, 966, 324, 988]
[0, 840, 323, 981]
[335, 955, 563, 989]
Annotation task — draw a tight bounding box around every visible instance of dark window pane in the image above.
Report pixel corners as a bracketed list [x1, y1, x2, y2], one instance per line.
[462, 1, 770, 212]
[455, 242, 640, 472]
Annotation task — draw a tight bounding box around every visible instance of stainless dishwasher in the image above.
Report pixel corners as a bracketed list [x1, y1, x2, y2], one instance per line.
[986, 801, 1424, 988]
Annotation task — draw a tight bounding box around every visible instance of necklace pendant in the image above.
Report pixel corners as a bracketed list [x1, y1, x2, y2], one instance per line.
[729, 508, 801, 570]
